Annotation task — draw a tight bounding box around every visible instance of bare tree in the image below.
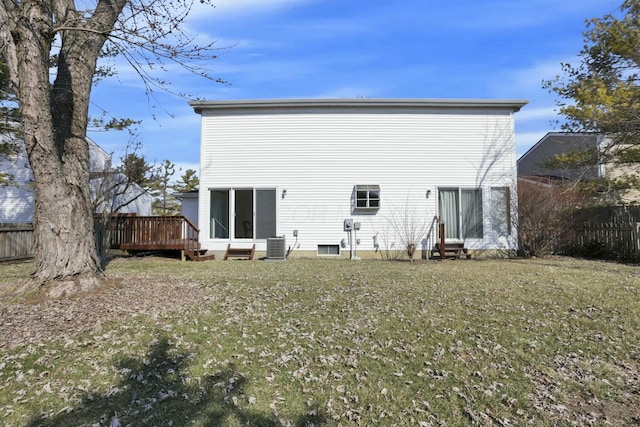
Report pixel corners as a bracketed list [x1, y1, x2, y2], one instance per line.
[517, 178, 584, 258]
[376, 229, 404, 261]
[0, 1, 223, 297]
[384, 196, 430, 262]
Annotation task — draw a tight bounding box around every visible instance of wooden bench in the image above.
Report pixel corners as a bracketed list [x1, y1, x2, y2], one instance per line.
[223, 244, 255, 260]
[433, 242, 472, 260]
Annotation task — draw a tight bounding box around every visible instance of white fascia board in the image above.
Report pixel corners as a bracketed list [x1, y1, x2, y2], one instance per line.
[189, 98, 529, 114]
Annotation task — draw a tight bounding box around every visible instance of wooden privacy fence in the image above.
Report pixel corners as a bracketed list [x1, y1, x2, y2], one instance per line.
[569, 219, 640, 261]
[0, 223, 34, 261]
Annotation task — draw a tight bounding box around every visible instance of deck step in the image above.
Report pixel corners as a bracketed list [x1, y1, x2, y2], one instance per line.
[224, 244, 255, 260]
[190, 253, 216, 262]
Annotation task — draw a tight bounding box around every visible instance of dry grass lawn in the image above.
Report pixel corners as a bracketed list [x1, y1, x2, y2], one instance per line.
[1, 256, 639, 426]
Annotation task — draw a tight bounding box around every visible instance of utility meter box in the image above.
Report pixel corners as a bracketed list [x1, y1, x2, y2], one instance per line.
[354, 222, 361, 230]
[344, 218, 353, 231]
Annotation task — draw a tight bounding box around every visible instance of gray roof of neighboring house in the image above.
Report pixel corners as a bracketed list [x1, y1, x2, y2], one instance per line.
[517, 132, 603, 180]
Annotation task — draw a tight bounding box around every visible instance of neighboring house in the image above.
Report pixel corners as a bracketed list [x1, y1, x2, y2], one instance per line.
[0, 136, 152, 223]
[175, 190, 199, 225]
[88, 141, 153, 216]
[190, 98, 527, 258]
[517, 132, 640, 203]
[0, 135, 33, 223]
[517, 132, 604, 181]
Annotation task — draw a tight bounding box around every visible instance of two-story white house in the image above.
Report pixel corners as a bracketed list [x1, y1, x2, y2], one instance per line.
[190, 98, 527, 259]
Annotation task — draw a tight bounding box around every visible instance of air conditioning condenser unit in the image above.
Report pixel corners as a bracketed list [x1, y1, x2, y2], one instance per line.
[266, 237, 286, 260]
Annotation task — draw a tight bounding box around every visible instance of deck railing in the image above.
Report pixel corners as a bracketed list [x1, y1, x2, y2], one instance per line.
[104, 215, 201, 258]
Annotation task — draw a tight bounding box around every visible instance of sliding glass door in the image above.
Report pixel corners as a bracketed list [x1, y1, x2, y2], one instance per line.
[210, 188, 277, 240]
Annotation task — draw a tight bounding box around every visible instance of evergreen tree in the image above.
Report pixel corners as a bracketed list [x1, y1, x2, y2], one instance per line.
[544, 0, 640, 199]
[120, 152, 153, 187]
[173, 168, 199, 192]
[149, 160, 180, 215]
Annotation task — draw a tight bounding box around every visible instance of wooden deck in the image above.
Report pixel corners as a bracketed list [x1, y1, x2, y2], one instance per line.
[103, 215, 214, 261]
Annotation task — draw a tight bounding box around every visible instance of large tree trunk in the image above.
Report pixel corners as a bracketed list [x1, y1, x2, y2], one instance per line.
[8, 1, 124, 297]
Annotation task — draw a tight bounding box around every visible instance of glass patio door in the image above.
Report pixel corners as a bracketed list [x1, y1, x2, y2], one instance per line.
[210, 188, 277, 240]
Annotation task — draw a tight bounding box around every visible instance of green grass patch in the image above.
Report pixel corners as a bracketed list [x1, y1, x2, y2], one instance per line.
[1, 257, 639, 425]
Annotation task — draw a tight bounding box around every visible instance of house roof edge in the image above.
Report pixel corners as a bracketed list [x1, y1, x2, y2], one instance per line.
[189, 98, 529, 114]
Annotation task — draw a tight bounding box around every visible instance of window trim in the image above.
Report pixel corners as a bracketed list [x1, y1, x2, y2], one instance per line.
[352, 184, 381, 212]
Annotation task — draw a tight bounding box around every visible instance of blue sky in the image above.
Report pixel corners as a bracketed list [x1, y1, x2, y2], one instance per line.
[87, 0, 621, 178]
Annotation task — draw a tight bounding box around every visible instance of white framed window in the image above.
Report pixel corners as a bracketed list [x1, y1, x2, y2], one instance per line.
[318, 244, 340, 255]
[438, 188, 483, 239]
[210, 188, 277, 239]
[491, 187, 511, 236]
[352, 185, 380, 212]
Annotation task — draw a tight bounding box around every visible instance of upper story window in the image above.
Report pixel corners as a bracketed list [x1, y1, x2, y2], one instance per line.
[353, 185, 380, 212]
